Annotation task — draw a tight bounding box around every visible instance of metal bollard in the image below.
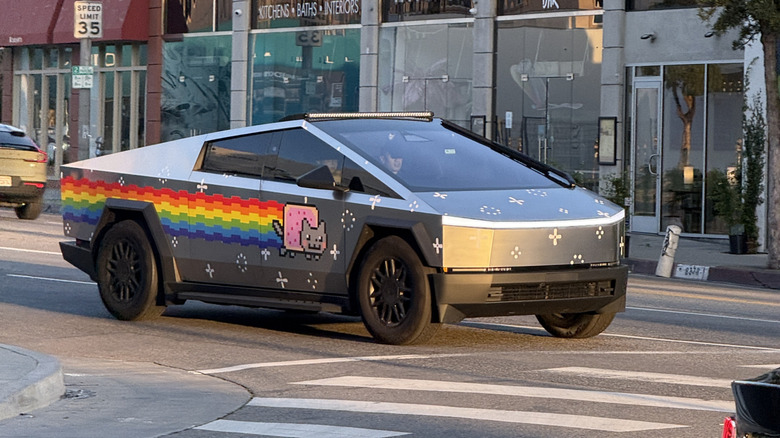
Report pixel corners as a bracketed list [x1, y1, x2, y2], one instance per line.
[655, 225, 681, 278]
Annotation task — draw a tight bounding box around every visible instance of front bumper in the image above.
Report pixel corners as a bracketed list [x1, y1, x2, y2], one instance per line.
[430, 265, 628, 323]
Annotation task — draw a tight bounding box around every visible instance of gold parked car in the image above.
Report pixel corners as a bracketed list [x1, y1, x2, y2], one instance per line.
[0, 124, 47, 219]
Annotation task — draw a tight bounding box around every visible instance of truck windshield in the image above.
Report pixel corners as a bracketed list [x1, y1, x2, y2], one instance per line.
[314, 118, 558, 192]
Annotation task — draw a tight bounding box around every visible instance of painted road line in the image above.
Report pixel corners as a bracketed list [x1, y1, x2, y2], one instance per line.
[196, 354, 470, 375]
[247, 398, 685, 432]
[740, 364, 780, 369]
[542, 367, 732, 388]
[627, 306, 780, 324]
[6, 274, 94, 285]
[195, 420, 409, 438]
[461, 321, 780, 352]
[0, 246, 61, 256]
[294, 376, 732, 412]
[629, 285, 780, 307]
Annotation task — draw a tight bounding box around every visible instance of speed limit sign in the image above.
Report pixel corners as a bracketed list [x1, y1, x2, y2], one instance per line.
[74, 1, 103, 39]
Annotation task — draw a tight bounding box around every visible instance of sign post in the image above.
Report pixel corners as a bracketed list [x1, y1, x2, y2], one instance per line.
[73, 1, 102, 160]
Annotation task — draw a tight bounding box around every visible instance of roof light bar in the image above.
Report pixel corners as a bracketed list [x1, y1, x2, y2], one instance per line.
[304, 111, 434, 121]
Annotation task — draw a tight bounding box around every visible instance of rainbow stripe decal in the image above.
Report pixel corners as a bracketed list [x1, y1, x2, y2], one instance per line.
[61, 176, 284, 248]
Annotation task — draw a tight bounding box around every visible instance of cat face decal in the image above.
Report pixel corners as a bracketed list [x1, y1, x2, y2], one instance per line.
[272, 203, 327, 261]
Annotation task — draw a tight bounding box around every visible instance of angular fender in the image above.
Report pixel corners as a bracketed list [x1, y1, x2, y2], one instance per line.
[92, 199, 181, 296]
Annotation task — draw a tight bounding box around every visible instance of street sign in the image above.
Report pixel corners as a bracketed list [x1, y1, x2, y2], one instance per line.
[72, 66, 94, 89]
[74, 1, 103, 39]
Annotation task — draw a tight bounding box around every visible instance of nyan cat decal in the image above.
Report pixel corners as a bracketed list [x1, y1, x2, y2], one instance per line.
[272, 203, 327, 261]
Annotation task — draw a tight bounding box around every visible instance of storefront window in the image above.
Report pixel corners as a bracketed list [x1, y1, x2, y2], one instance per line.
[704, 63, 744, 234]
[382, 0, 472, 22]
[378, 23, 473, 127]
[249, 29, 360, 125]
[661, 64, 705, 233]
[495, 16, 603, 189]
[627, 0, 700, 11]
[166, 0, 232, 33]
[161, 36, 231, 140]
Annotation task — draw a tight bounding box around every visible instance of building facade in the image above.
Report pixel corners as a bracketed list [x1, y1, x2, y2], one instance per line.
[0, 0, 776, 243]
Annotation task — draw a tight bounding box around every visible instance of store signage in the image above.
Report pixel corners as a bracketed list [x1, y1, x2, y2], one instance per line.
[499, 0, 601, 15]
[72, 66, 94, 89]
[74, 1, 103, 39]
[255, 0, 360, 28]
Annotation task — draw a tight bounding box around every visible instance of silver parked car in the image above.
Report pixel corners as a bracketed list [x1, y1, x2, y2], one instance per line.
[59, 112, 627, 344]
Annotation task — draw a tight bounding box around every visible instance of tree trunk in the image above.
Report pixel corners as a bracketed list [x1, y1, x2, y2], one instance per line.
[762, 32, 780, 269]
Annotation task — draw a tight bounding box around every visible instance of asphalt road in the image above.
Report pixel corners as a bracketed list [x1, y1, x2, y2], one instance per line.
[0, 210, 778, 438]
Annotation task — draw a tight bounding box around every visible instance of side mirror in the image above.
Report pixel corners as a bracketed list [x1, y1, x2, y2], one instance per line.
[297, 165, 346, 191]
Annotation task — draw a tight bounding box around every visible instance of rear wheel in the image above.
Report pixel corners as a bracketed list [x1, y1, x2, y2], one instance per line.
[96, 220, 165, 321]
[357, 236, 439, 345]
[15, 198, 43, 220]
[536, 312, 616, 338]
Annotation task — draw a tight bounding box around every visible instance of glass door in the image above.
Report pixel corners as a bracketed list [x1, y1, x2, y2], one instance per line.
[631, 81, 662, 233]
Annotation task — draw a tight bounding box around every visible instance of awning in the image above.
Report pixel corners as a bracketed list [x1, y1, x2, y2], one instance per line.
[0, 1, 61, 46]
[0, 0, 149, 47]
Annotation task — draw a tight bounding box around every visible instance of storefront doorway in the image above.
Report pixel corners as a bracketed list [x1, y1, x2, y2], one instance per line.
[628, 64, 744, 236]
[630, 79, 662, 233]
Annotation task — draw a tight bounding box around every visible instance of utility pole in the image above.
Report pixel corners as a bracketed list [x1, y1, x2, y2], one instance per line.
[73, 1, 102, 160]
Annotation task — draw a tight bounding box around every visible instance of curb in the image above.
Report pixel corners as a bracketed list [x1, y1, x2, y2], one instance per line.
[0, 345, 65, 422]
[626, 258, 780, 290]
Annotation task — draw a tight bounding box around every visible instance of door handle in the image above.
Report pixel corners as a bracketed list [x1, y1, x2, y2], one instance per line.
[648, 153, 660, 175]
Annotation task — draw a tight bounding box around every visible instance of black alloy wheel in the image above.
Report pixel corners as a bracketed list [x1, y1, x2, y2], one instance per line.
[536, 312, 616, 338]
[357, 236, 439, 345]
[96, 220, 165, 321]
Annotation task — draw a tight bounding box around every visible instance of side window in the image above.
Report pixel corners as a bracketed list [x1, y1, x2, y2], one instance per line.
[272, 129, 344, 184]
[200, 132, 277, 177]
[343, 158, 399, 198]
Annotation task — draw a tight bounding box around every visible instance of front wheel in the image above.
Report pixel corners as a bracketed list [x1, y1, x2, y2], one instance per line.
[357, 236, 440, 345]
[536, 312, 616, 338]
[96, 220, 165, 321]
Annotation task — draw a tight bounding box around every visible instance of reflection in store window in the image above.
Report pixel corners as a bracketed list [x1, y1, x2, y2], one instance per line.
[249, 29, 360, 125]
[161, 36, 231, 141]
[496, 17, 603, 190]
[382, 0, 472, 22]
[166, 0, 232, 33]
[378, 23, 473, 127]
[661, 64, 704, 233]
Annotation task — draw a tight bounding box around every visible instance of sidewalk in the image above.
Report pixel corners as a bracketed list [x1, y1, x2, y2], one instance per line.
[0, 345, 64, 421]
[626, 232, 780, 289]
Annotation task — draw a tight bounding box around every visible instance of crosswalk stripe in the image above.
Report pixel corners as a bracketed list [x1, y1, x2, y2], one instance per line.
[195, 420, 409, 437]
[294, 376, 732, 412]
[195, 354, 469, 375]
[542, 367, 733, 388]
[247, 397, 686, 432]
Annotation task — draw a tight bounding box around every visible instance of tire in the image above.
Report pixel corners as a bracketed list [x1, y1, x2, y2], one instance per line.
[357, 236, 440, 345]
[96, 220, 165, 321]
[536, 312, 616, 338]
[15, 199, 43, 220]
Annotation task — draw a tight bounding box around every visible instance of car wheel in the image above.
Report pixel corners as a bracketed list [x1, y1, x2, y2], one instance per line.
[15, 199, 43, 220]
[357, 236, 440, 345]
[536, 312, 616, 338]
[96, 220, 165, 321]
